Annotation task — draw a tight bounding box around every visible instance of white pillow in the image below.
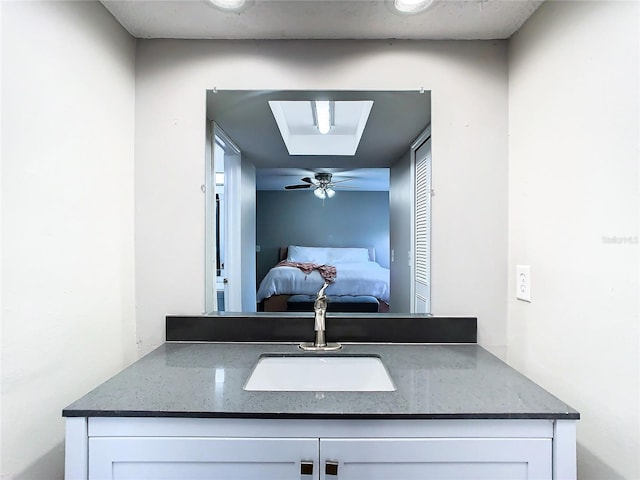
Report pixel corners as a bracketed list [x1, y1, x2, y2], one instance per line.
[286, 246, 328, 264]
[287, 246, 369, 264]
[326, 247, 370, 264]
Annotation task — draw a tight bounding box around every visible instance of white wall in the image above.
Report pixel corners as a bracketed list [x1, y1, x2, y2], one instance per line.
[0, 2, 137, 478]
[507, 1, 639, 478]
[135, 40, 509, 356]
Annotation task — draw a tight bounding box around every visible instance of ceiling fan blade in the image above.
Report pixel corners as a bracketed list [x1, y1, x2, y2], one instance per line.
[301, 177, 314, 184]
[284, 184, 312, 190]
[328, 177, 353, 184]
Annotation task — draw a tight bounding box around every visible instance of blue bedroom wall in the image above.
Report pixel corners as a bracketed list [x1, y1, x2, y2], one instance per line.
[256, 190, 390, 286]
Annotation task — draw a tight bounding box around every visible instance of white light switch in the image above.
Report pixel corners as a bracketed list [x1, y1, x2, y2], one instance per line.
[516, 265, 531, 302]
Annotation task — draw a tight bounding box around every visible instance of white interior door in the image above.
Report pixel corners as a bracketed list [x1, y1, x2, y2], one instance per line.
[205, 123, 242, 313]
[213, 143, 227, 311]
[215, 124, 242, 312]
[413, 135, 432, 313]
[221, 156, 241, 311]
[204, 122, 217, 313]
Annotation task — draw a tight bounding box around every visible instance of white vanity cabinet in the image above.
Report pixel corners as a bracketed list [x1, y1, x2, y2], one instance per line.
[66, 417, 576, 480]
[88, 437, 317, 479]
[320, 437, 551, 479]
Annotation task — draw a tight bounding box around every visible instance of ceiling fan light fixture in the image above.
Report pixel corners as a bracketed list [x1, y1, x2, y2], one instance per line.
[283, 172, 354, 199]
[313, 187, 327, 199]
[393, 0, 435, 14]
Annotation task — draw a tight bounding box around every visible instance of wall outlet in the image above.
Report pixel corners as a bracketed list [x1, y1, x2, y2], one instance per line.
[391, 249, 395, 263]
[516, 265, 531, 302]
[255, 245, 261, 253]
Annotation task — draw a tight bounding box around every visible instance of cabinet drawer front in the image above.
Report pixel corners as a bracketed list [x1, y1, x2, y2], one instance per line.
[89, 437, 318, 480]
[320, 438, 551, 480]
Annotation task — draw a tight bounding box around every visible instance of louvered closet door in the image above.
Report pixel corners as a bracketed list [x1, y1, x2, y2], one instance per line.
[414, 137, 431, 313]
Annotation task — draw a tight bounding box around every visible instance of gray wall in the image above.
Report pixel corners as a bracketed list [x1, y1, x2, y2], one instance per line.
[256, 190, 390, 285]
[389, 150, 412, 312]
[240, 159, 257, 311]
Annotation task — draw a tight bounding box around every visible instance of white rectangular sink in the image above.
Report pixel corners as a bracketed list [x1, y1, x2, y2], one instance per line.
[244, 355, 395, 392]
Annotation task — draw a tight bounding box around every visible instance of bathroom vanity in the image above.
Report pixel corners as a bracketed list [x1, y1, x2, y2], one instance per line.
[63, 315, 579, 480]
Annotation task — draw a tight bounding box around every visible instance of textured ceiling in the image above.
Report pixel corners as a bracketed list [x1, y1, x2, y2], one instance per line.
[105, 0, 540, 190]
[100, 0, 543, 40]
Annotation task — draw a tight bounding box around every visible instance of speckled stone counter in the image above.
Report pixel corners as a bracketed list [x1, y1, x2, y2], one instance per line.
[63, 343, 579, 420]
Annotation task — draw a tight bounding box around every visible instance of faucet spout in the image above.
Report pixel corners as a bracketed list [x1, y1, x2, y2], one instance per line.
[299, 281, 342, 352]
[313, 281, 330, 346]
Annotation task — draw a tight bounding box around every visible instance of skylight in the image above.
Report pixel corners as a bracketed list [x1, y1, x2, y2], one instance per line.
[268, 100, 373, 156]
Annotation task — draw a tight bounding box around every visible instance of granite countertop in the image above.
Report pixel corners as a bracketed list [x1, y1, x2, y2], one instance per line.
[63, 342, 579, 420]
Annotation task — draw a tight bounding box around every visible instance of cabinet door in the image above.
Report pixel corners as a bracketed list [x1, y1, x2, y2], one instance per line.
[320, 438, 552, 480]
[89, 437, 318, 480]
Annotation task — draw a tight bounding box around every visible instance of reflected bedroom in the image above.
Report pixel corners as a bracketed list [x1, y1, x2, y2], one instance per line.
[205, 90, 431, 315]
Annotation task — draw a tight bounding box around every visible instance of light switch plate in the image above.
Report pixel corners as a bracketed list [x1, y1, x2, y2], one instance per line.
[516, 265, 531, 302]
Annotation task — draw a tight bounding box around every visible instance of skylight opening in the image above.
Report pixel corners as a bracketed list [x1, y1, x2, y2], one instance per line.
[268, 100, 373, 156]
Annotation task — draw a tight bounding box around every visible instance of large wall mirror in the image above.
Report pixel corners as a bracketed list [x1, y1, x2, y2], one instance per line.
[205, 90, 431, 315]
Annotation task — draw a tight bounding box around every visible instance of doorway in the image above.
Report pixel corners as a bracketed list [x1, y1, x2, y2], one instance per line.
[205, 123, 242, 313]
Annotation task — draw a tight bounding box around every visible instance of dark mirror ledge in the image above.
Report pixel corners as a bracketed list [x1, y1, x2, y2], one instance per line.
[166, 314, 477, 344]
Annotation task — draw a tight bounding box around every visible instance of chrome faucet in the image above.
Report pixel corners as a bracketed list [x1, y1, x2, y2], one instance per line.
[299, 282, 342, 351]
[313, 281, 330, 346]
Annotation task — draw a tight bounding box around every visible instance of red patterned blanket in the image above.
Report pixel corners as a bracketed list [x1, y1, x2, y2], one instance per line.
[276, 261, 336, 283]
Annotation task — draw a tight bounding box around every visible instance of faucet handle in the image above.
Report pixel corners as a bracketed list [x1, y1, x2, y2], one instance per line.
[299, 342, 342, 352]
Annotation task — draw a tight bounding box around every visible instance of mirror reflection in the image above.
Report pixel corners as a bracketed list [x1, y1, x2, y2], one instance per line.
[205, 90, 431, 315]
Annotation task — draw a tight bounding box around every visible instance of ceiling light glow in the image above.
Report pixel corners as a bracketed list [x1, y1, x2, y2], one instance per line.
[393, 0, 434, 14]
[315, 101, 331, 135]
[208, 0, 246, 11]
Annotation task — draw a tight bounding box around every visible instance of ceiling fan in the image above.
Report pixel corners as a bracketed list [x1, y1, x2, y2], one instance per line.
[284, 172, 354, 199]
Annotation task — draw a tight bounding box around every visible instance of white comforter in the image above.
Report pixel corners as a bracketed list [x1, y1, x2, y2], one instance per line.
[256, 261, 390, 303]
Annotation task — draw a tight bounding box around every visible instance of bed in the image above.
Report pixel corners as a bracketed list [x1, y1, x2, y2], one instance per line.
[257, 245, 390, 312]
